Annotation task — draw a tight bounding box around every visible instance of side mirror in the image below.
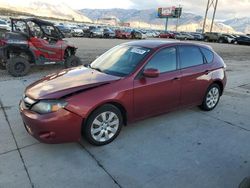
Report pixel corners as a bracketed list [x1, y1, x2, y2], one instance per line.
[143, 68, 160, 78]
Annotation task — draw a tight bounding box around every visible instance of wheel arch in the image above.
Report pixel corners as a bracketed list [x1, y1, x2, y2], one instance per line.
[6, 46, 35, 64]
[212, 80, 224, 95]
[83, 101, 128, 132]
[64, 47, 77, 59]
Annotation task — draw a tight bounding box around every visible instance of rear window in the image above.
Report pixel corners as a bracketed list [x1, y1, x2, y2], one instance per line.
[200, 47, 214, 63]
[179, 46, 204, 69]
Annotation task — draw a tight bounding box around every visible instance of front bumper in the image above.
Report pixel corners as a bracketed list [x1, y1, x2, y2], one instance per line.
[93, 33, 103, 37]
[108, 33, 116, 37]
[73, 33, 84, 37]
[19, 100, 83, 144]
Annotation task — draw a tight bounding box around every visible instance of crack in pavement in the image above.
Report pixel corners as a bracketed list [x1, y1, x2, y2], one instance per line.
[78, 142, 122, 188]
[0, 106, 13, 111]
[195, 110, 250, 132]
[0, 142, 40, 156]
[0, 99, 35, 188]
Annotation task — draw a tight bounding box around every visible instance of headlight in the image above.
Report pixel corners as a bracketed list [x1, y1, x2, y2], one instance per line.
[31, 100, 67, 114]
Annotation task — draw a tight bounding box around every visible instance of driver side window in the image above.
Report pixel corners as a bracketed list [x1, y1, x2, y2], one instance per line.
[145, 47, 177, 73]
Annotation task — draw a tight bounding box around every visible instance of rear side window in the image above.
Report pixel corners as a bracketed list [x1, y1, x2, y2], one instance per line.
[179, 46, 204, 69]
[145, 47, 177, 73]
[200, 47, 214, 63]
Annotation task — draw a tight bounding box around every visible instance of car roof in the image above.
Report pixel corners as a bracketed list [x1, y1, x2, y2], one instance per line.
[124, 40, 212, 50]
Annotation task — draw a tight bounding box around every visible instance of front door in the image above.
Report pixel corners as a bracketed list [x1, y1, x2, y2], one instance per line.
[133, 47, 181, 120]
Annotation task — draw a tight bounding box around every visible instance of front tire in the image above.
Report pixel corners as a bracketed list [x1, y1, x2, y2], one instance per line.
[200, 84, 221, 111]
[64, 55, 81, 68]
[6, 57, 30, 77]
[83, 104, 123, 146]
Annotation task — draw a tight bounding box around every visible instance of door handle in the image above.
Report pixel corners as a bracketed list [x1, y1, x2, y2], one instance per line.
[204, 70, 210, 74]
[172, 77, 180, 81]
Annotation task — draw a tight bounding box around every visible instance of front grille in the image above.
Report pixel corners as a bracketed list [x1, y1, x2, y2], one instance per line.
[23, 96, 36, 109]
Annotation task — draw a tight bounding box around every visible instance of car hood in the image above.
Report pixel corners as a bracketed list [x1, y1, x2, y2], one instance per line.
[25, 67, 121, 100]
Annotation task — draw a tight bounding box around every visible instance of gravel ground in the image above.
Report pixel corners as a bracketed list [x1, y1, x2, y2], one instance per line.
[0, 38, 250, 188]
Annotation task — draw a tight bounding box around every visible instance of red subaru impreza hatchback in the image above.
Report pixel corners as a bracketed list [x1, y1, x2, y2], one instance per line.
[20, 40, 227, 145]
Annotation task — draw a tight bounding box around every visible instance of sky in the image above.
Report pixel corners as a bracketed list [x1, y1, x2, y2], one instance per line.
[3, 0, 250, 19]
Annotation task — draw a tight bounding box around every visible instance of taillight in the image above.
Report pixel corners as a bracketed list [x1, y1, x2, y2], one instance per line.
[0, 39, 6, 46]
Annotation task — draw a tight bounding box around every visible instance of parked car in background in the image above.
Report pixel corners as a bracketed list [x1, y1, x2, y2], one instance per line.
[217, 34, 236, 43]
[203, 32, 221, 42]
[55, 25, 72, 38]
[190, 33, 204, 41]
[224, 34, 236, 43]
[131, 29, 147, 39]
[20, 40, 227, 145]
[103, 28, 116, 38]
[115, 28, 132, 39]
[71, 28, 84, 37]
[153, 31, 160, 38]
[0, 19, 11, 31]
[235, 35, 250, 45]
[89, 28, 104, 38]
[145, 30, 156, 38]
[175, 32, 195, 40]
[82, 26, 96, 37]
[159, 32, 175, 39]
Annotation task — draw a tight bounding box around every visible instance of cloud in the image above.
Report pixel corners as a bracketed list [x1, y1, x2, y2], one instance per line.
[128, 0, 250, 19]
[4, 0, 250, 19]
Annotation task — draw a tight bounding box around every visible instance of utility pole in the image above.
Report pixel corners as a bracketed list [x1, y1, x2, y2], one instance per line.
[165, 17, 168, 33]
[202, 0, 219, 33]
[176, 4, 181, 32]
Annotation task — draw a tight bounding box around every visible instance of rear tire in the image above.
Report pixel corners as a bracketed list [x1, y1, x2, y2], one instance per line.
[83, 104, 123, 146]
[64, 55, 81, 68]
[218, 38, 223, 43]
[200, 84, 221, 111]
[6, 57, 30, 77]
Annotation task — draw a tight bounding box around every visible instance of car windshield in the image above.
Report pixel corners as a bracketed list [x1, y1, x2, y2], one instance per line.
[0, 20, 6, 25]
[90, 45, 151, 77]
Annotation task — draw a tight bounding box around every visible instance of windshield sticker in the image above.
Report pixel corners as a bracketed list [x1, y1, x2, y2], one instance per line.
[131, 48, 147, 55]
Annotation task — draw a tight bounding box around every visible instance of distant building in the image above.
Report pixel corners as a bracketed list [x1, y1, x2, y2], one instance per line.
[120, 22, 130, 27]
[96, 16, 120, 26]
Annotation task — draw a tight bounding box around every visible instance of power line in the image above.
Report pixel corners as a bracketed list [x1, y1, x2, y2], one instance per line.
[202, 0, 219, 33]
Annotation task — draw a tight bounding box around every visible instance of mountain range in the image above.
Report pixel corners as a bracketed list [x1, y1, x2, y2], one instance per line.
[0, 1, 91, 22]
[0, 0, 249, 33]
[81, 8, 250, 33]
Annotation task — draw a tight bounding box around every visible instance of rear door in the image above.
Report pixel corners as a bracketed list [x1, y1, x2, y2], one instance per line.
[178, 45, 212, 107]
[133, 47, 181, 120]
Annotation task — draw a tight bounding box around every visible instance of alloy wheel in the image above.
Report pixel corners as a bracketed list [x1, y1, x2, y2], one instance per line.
[206, 87, 220, 109]
[91, 111, 119, 142]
